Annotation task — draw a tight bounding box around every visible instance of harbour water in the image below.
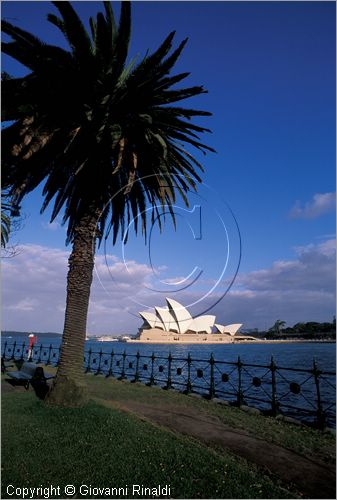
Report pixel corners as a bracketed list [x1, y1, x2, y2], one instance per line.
[87, 340, 336, 370]
[2, 335, 335, 427]
[2, 334, 335, 370]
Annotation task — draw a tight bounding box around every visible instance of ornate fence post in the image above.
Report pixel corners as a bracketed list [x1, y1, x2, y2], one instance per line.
[46, 344, 52, 365]
[209, 353, 215, 399]
[95, 349, 103, 375]
[149, 352, 156, 386]
[37, 344, 43, 363]
[313, 359, 325, 429]
[132, 351, 140, 383]
[185, 353, 192, 394]
[85, 348, 92, 373]
[118, 350, 127, 380]
[32, 343, 38, 362]
[270, 356, 278, 416]
[106, 349, 114, 378]
[56, 345, 61, 366]
[2, 341, 7, 359]
[165, 352, 173, 390]
[20, 342, 26, 361]
[237, 356, 243, 406]
[11, 341, 17, 361]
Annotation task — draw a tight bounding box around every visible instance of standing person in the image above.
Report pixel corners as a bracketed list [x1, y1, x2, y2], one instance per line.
[28, 333, 37, 361]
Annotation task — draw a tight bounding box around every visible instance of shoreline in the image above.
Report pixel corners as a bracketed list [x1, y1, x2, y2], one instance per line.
[125, 339, 336, 345]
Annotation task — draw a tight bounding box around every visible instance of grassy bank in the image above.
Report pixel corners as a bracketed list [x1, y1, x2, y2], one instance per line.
[2, 390, 294, 499]
[2, 372, 335, 499]
[85, 374, 335, 465]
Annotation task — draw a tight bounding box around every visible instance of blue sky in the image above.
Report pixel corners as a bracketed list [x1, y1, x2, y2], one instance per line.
[2, 1, 336, 334]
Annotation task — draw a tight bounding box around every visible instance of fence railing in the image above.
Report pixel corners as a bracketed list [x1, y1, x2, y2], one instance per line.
[2, 341, 336, 428]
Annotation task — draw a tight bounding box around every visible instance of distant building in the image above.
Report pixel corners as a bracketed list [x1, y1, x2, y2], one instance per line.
[126, 298, 257, 343]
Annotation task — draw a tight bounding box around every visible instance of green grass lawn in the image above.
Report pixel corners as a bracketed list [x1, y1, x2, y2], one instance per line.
[2, 370, 335, 499]
[86, 374, 336, 465]
[2, 390, 296, 499]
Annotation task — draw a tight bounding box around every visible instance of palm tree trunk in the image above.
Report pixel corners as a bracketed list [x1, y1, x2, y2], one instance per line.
[47, 211, 98, 407]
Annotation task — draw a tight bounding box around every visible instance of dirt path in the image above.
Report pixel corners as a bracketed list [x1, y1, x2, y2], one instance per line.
[3, 377, 335, 498]
[97, 397, 336, 499]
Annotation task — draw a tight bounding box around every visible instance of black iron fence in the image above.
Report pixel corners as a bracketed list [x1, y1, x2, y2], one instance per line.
[2, 341, 336, 428]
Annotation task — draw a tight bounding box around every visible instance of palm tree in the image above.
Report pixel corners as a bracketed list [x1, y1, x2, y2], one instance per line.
[2, 2, 214, 406]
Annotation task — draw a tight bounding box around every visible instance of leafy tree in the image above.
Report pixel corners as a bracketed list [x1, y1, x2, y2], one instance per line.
[2, 2, 214, 406]
[293, 322, 305, 333]
[268, 319, 286, 336]
[282, 327, 295, 334]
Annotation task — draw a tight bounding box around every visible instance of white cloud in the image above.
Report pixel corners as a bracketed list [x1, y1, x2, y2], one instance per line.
[295, 238, 336, 257]
[211, 238, 336, 329]
[235, 239, 335, 294]
[2, 244, 163, 335]
[2, 239, 335, 334]
[45, 222, 59, 231]
[289, 192, 336, 219]
[7, 298, 39, 312]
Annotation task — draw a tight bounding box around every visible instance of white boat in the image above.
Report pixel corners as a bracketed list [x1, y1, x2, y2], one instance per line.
[95, 336, 119, 342]
[120, 336, 132, 342]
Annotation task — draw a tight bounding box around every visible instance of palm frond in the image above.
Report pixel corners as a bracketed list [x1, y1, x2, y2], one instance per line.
[1, 0, 215, 245]
[110, 1, 131, 80]
[1, 19, 44, 50]
[1, 210, 11, 247]
[51, 1, 92, 61]
[103, 1, 117, 38]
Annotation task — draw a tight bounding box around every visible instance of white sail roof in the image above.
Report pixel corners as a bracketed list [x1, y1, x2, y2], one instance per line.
[155, 307, 180, 332]
[188, 315, 216, 334]
[214, 324, 226, 334]
[224, 324, 242, 335]
[166, 298, 192, 333]
[139, 298, 242, 335]
[214, 323, 242, 335]
[139, 311, 165, 329]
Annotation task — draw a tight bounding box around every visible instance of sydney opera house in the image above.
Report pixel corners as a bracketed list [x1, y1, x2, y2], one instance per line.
[128, 298, 257, 343]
